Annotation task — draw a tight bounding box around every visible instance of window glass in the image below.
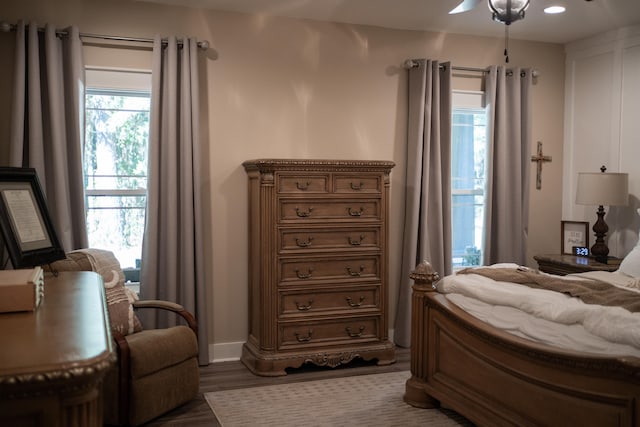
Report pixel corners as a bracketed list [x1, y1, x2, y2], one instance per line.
[452, 91, 487, 269]
[84, 69, 151, 274]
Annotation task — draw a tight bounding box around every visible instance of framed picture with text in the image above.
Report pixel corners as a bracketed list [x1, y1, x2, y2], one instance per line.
[0, 167, 65, 268]
[561, 220, 590, 256]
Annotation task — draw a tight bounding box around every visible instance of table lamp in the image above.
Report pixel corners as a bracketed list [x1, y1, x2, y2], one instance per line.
[575, 166, 629, 263]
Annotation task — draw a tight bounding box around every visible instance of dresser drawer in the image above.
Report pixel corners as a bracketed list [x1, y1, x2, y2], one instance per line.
[277, 174, 329, 193]
[279, 316, 380, 349]
[279, 226, 380, 253]
[334, 174, 381, 194]
[279, 199, 381, 222]
[279, 285, 380, 317]
[279, 255, 380, 284]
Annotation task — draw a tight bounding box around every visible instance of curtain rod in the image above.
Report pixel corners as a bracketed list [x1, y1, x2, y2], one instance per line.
[0, 21, 210, 50]
[403, 59, 540, 77]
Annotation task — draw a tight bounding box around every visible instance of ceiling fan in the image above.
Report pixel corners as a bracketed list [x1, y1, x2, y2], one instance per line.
[449, 0, 531, 62]
[450, 0, 530, 25]
[450, 0, 594, 23]
[449, 0, 592, 61]
[450, 0, 595, 61]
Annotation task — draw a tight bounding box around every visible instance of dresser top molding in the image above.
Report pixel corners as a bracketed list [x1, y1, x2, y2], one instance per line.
[242, 159, 395, 173]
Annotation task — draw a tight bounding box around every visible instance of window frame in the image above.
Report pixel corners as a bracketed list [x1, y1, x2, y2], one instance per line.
[451, 90, 488, 269]
[84, 68, 152, 283]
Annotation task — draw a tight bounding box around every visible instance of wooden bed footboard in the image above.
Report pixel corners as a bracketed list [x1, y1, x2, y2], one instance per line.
[404, 260, 640, 427]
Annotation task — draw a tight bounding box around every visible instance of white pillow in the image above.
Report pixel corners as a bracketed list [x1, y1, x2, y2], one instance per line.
[618, 208, 640, 278]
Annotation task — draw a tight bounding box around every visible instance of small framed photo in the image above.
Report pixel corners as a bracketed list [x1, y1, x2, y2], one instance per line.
[0, 167, 65, 268]
[561, 220, 589, 256]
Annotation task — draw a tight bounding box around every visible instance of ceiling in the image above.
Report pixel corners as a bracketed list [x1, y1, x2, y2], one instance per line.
[140, 0, 640, 44]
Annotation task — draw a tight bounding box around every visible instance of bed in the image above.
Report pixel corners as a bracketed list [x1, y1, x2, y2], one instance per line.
[404, 227, 640, 426]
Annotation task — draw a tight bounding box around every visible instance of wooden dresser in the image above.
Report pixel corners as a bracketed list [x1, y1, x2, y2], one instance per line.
[0, 271, 114, 426]
[241, 159, 396, 376]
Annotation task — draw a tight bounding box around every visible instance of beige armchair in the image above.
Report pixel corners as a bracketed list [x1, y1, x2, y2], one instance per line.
[48, 249, 199, 426]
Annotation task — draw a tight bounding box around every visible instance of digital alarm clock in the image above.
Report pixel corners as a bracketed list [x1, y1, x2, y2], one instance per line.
[573, 246, 589, 257]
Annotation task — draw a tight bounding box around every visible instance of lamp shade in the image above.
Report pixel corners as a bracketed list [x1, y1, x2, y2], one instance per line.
[488, 0, 530, 24]
[576, 172, 629, 206]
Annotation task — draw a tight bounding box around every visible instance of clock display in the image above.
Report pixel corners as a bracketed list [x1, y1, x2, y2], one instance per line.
[573, 246, 589, 257]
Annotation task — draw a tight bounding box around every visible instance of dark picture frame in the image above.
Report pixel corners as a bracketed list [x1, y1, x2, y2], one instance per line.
[561, 220, 590, 255]
[0, 167, 65, 268]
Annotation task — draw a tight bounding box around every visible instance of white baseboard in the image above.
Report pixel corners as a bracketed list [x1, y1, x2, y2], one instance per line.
[209, 341, 244, 363]
[208, 329, 396, 364]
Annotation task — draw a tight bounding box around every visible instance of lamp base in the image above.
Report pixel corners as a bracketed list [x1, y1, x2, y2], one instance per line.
[592, 254, 609, 264]
[590, 205, 609, 264]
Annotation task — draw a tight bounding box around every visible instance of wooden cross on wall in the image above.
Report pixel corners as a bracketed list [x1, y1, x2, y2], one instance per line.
[531, 141, 552, 190]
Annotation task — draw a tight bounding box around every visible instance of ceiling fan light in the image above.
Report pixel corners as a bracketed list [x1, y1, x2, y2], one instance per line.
[544, 5, 566, 14]
[488, 0, 530, 24]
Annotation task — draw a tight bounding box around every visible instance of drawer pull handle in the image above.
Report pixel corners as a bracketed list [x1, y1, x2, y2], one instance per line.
[295, 268, 314, 279]
[346, 265, 365, 276]
[348, 234, 365, 246]
[347, 207, 364, 217]
[295, 300, 314, 311]
[346, 326, 365, 338]
[346, 296, 365, 307]
[295, 329, 313, 342]
[296, 181, 310, 190]
[350, 181, 363, 190]
[295, 207, 314, 217]
[295, 236, 314, 247]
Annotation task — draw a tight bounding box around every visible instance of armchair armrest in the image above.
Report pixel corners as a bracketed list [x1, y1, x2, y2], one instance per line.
[132, 300, 198, 336]
[110, 301, 198, 426]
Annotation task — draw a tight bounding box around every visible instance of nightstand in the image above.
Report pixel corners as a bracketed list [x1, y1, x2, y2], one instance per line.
[534, 254, 622, 276]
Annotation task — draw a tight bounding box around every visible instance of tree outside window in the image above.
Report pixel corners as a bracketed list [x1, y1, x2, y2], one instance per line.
[84, 90, 150, 273]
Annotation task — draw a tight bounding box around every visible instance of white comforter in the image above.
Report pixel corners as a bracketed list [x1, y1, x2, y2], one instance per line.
[438, 264, 640, 357]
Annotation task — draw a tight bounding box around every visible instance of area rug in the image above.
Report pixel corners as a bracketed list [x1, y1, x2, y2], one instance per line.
[204, 371, 474, 426]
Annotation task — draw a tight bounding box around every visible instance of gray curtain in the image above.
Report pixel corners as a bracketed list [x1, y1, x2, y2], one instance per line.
[8, 21, 88, 252]
[140, 35, 209, 365]
[394, 59, 452, 348]
[483, 66, 533, 265]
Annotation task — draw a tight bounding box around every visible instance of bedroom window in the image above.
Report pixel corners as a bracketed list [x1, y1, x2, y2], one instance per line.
[451, 91, 487, 269]
[84, 68, 151, 281]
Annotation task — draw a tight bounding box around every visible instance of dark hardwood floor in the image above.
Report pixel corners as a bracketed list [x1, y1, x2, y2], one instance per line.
[146, 347, 410, 426]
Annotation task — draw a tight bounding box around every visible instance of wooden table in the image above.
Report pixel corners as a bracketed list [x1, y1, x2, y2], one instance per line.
[534, 254, 622, 275]
[0, 271, 115, 426]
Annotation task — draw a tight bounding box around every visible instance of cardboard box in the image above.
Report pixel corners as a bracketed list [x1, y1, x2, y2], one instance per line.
[0, 267, 44, 313]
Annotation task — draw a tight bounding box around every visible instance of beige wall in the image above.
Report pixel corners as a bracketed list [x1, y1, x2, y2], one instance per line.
[0, 0, 565, 361]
